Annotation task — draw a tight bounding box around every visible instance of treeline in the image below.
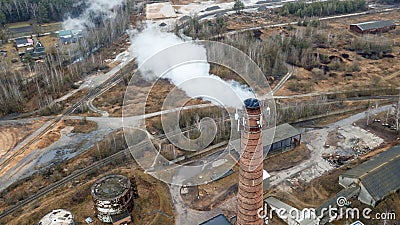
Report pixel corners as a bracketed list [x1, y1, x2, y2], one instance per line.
[349, 36, 393, 59]
[0, 0, 85, 24]
[281, 0, 367, 17]
[276, 96, 334, 123]
[222, 27, 324, 79]
[378, 0, 400, 3]
[181, 16, 227, 40]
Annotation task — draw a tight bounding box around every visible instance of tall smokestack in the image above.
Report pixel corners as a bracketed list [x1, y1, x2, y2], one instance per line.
[237, 98, 264, 225]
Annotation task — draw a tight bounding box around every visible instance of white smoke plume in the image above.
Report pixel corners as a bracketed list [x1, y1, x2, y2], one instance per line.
[129, 23, 254, 108]
[63, 0, 126, 30]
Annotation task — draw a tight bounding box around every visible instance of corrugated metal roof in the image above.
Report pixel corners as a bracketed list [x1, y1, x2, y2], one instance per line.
[351, 20, 395, 31]
[360, 156, 400, 202]
[340, 145, 400, 202]
[316, 185, 360, 215]
[341, 145, 400, 178]
[270, 123, 301, 144]
[199, 214, 232, 225]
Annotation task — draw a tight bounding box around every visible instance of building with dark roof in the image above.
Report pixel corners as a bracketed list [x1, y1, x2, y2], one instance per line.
[229, 123, 301, 161]
[350, 20, 396, 34]
[33, 40, 45, 58]
[339, 145, 400, 207]
[266, 123, 301, 154]
[199, 214, 232, 225]
[15, 37, 34, 48]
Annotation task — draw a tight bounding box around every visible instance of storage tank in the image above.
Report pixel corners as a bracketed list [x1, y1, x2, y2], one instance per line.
[37, 209, 75, 225]
[91, 175, 135, 223]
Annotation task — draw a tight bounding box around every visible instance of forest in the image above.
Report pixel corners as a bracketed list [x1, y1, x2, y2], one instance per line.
[0, 1, 131, 117]
[378, 0, 400, 3]
[281, 0, 367, 17]
[0, 0, 85, 25]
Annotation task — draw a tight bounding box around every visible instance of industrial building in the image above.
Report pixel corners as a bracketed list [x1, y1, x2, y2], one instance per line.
[230, 123, 301, 160]
[266, 123, 301, 154]
[350, 20, 396, 34]
[37, 209, 75, 225]
[339, 145, 400, 207]
[91, 175, 138, 224]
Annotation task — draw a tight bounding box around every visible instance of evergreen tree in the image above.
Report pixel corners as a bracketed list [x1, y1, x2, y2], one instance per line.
[233, 0, 245, 14]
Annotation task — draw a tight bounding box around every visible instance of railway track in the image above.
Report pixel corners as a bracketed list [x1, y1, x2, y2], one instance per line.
[0, 118, 231, 219]
[0, 59, 135, 172]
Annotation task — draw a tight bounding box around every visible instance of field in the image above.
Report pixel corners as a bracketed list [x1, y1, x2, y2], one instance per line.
[0, 119, 48, 159]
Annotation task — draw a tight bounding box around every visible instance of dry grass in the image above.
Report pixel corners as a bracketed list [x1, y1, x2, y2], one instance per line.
[273, 10, 400, 96]
[264, 144, 310, 172]
[181, 166, 239, 211]
[0, 119, 48, 157]
[1, 166, 174, 225]
[0, 130, 174, 225]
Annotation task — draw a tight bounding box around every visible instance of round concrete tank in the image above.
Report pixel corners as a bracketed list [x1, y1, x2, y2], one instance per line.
[91, 174, 134, 223]
[38, 209, 75, 225]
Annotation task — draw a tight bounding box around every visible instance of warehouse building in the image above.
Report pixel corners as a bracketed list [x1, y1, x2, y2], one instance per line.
[339, 145, 400, 207]
[350, 20, 396, 34]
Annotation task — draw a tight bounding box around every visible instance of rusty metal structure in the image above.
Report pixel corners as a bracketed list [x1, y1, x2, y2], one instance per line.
[91, 175, 137, 223]
[237, 98, 264, 225]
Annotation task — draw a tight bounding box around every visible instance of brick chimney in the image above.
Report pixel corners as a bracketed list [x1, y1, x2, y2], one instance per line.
[237, 98, 264, 225]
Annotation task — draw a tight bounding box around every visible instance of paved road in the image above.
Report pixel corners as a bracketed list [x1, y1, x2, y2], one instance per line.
[271, 64, 295, 95]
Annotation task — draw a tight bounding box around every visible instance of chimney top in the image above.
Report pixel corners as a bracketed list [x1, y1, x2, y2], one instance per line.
[244, 98, 260, 109]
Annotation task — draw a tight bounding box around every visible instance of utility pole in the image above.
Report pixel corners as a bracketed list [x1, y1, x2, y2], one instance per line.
[366, 105, 371, 126]
[396, 95, 400, 133]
